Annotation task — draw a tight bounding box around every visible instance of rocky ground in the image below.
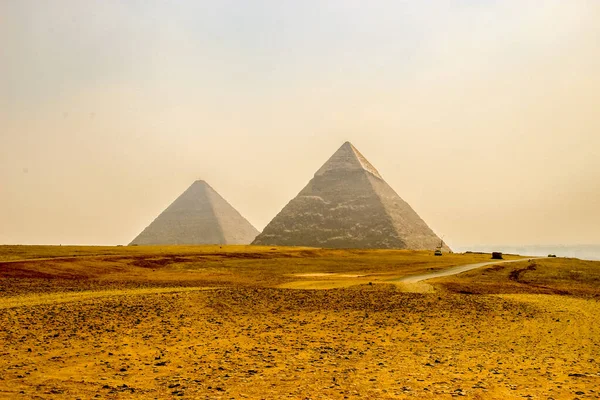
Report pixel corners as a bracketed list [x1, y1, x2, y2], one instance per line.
[0, 247, 598, 399]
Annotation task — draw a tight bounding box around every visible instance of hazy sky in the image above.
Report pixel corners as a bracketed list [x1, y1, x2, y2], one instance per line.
[1, 1, 599, 248]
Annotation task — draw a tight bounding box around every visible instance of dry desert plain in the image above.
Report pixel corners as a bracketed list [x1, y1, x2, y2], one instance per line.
[0, 245, 599, 399]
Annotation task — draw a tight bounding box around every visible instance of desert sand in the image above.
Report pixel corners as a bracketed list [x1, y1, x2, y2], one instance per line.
[1, 246, 598, 399]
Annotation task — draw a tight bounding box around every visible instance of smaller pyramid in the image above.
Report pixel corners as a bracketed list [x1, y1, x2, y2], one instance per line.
[130, 180, 259, 245]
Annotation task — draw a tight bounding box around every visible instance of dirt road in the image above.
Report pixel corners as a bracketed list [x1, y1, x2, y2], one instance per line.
[392, 258, 534, 292]
[0, 287, 217, 310]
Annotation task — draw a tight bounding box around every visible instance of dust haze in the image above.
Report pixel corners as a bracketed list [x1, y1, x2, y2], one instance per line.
[1, 1, 599, 248]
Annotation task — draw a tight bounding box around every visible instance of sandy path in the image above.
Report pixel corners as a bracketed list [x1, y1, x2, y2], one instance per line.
[0, 286, 216, 310]
[392, 258, 532, 292]
[0, 254, 132, 264]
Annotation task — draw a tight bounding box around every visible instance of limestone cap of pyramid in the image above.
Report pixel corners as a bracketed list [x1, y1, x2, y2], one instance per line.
[192, 179, 209, 187]
[314, 141, 383, 179]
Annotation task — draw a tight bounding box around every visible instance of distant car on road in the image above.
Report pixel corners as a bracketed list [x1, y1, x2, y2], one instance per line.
[491, 252, 503, 260]
[434, 249, 443, 256]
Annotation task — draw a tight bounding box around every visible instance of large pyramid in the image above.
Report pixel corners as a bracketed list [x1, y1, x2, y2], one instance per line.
[252, 142, 449, 250]
[130, 180, 259, 245]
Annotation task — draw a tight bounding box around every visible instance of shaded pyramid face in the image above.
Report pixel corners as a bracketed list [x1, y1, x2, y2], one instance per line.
[131, 181, 259, 245]
[253, 142, 449, 250]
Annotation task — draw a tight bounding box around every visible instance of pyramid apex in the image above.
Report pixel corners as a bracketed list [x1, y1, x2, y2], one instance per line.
[192, 179, 211, 188]
[315, 142, 382, 179]
[340, 141, 357, 151]
[189, 180, 211, 192]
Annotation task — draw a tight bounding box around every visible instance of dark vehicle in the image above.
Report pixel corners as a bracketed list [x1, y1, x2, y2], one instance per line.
[491, 252, 503, 260]
[548, 254, 557, 257]
[434, 238, 444, 256]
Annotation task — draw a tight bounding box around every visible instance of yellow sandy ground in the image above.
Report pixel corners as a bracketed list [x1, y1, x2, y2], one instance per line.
[0, 247, 598, 399]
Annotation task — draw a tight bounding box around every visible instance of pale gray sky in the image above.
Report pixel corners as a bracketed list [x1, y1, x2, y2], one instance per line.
[1, 1, 599, 247]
